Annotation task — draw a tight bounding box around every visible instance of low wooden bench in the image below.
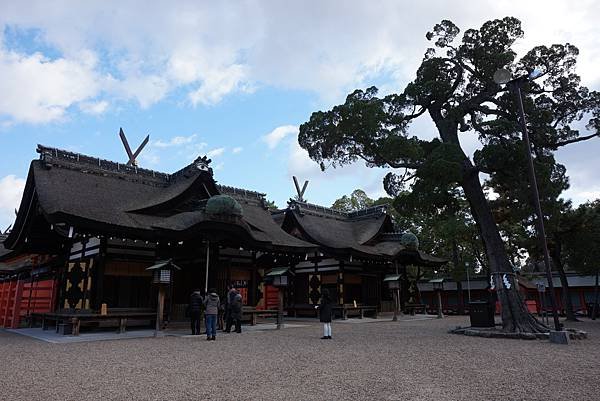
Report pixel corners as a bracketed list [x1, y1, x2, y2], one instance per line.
[287, 304, 378, 319]
[334, 304, 378, 320]
[242, 307, 279, 326]
[31, 309, 156, 336]
[405, 303, 427, 315]
[286, 305, 318, 318]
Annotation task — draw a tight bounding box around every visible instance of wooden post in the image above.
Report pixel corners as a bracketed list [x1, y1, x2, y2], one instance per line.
[436, 290, 444, 319]
[204, 240, 210, 293]
[155, 285, 165, 336]
[276, 288, 283, 330]
[393, 262, 399, 322]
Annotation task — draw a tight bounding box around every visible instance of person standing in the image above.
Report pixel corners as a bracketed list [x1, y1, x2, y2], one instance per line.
[204, 288, 220, 341]
[318, 289, 333, 339]
[230, 290, 243, 333]
[224, 285, 237, 333]
[189, 289, 203, 335]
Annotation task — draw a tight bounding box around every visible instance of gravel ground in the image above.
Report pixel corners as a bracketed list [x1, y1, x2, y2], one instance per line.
[1, 316, 599, 401]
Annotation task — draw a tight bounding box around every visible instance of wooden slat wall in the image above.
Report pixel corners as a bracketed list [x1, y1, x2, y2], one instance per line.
[19, 279, 57, 319]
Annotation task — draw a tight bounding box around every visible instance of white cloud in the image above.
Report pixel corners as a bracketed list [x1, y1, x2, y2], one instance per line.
[207, 147, 225, 158]
[79, 100, 108, 115]
[111, 73, 170, 109]
[0, 175, 26, 230]
[263, 125, 298, 149]
[153, 134, 199, 148]
[232, 147, 243, 154]
[1, 1, 600, 123]
[189, 64, 252, 106]
[0, 48, 103, 123]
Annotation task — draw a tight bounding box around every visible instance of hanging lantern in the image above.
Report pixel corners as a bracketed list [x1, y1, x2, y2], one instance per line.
[146, 259, 181, 285]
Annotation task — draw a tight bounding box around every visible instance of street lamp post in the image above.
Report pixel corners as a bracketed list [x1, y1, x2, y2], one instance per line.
[493, 69, 562, 333]
[465, 261, 471, 303]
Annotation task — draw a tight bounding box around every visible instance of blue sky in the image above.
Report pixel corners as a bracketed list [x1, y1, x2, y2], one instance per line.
[1, 1, 599, 230]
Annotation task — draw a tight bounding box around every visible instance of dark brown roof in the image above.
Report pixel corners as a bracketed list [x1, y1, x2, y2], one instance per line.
[5, 146, 316, 253]
[282, 200, 446, 265]
[219, 186, 316, 251]
[284, 200, 392, 257]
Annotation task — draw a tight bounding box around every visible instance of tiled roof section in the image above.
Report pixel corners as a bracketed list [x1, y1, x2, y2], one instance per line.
[288, 200, 387, 221]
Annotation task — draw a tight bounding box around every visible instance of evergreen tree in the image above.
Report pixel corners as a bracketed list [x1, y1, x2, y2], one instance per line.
[298, 17, 600, 332]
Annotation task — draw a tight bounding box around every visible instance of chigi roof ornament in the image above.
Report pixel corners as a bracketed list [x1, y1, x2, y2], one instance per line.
[119, 127, 149, 167]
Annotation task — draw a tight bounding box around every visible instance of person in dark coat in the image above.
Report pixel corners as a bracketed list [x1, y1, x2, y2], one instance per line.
[230, 290, 243, 333]
[317, 289, 333, 339]
[204, 288, 220, 341]
[224, 285, 237, 333]
[189, 289, 203, 335]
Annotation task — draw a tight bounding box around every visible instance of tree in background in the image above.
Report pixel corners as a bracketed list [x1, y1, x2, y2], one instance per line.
[331, 189, 375, 212]
[299, 17, 600, 333]
[332, 188, 483, 313]
[265, 199, 278, 211]
[560, 201, 600, 318]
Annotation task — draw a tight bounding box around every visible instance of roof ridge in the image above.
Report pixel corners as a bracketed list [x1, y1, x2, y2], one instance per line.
[217, 184, 266, 200]
[288, 200, 386, 220]
[36, 144, 213, 187]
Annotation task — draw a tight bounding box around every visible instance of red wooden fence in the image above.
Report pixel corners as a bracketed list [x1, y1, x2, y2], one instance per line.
[0, 278, 57, 328]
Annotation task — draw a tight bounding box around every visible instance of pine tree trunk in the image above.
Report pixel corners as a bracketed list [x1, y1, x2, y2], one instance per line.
[460, 164, 548, 333]
[431, 113, 547, 333]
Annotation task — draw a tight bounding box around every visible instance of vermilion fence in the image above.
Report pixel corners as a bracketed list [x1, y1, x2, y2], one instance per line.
[0, 278, 57, 328]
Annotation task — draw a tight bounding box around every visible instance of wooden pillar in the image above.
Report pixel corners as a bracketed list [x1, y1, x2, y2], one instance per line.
[204, 241, 210, 293]
[276, 287, 284, 330]
[155, 285, 166, 336]
[308, 253, 321, 306]
[338, 260, 344, 306]
[92, 237, 107, 310]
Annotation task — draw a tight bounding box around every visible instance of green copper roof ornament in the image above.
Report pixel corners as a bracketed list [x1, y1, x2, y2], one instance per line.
[205, 195, 243, 217]
[400, 232, 419, 250]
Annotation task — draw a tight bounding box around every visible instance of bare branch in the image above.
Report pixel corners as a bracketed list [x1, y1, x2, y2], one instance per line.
[551, 132, 600, 149]
[356, 153, 421, 170]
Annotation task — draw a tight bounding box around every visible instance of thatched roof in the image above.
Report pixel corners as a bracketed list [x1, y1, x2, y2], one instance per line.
[282, 200, 446, 266]
[4, 146, 316, 253]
